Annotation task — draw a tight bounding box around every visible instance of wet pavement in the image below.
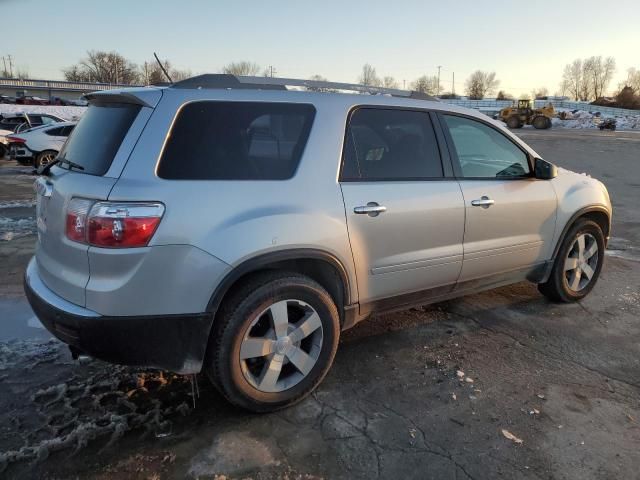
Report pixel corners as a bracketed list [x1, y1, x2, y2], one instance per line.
[0, 130, 639, 479]
[0, 296, 50, 342]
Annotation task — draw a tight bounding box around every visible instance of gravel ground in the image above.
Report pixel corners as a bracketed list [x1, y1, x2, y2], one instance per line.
[0, 129, 639, 479]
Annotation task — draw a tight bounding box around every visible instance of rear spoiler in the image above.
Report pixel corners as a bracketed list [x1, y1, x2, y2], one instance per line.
[83, 88, 162, 109]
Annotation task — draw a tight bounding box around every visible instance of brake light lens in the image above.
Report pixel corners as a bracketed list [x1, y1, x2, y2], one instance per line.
[65, 198, 93, 242]
[7, 136, 25, 144]
[65, 200, 164, 248]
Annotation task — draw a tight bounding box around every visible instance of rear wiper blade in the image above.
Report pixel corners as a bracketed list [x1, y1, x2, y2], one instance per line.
[38, 157, 84, 176]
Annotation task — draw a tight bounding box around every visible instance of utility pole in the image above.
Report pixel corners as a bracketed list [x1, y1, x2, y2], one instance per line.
[437, 65, 442, 96]
[268, 65, 276, 78]
[7, 54, 14, 77]
[403, 79, 406, 89]
[452, 72, 455, 96]
[1, 56, 6, 77]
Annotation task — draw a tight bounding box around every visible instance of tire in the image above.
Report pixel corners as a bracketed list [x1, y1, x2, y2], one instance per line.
[206, 272, 340, 412]
[506, 116, 522, 129]
[538, 219, 605, 302]
[35, 150, 57, 168]
[533, 116, 548, 129]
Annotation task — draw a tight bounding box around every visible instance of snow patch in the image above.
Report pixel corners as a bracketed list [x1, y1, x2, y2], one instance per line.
[0, 216, 36, 241]
[0, 200, 36, 210]
[0, 339, 194, 473]
[0, 104, 86, 121]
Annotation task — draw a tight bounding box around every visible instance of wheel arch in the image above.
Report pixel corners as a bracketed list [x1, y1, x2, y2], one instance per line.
[552, 206, 611, 260]
[206, 249, 353, 322]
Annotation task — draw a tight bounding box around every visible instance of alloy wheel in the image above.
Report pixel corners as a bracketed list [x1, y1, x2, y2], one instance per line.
[239, 299, 323, 393]
[39, 152, 56, 167]
[564, 233, 599, 292]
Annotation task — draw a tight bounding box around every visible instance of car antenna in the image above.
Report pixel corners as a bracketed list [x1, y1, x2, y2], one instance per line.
[153, 52, 173, 84]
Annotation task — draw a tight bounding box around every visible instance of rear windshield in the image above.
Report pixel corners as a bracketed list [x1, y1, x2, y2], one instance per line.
[158, 101, 316, 180]
[57, 103, 140, 176]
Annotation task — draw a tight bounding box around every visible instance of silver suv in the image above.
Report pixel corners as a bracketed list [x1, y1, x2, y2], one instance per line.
[25, 75, 612, 412]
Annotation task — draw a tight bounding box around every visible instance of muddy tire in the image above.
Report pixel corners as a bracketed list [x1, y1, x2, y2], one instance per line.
[538, 219, 605, 302]
[206, 272, 340, 412]
[506, 115, 522, 129]
[533, 116, 549, 129]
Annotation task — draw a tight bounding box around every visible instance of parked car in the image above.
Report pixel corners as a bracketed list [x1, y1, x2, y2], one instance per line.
[0, 113, 66, 133]
[15, 96, 49, 105]
[0, 130, 10, 158]
[7, 121, 75, 166]
[0, 95, 16, 104]
[25, 75, 612, 412]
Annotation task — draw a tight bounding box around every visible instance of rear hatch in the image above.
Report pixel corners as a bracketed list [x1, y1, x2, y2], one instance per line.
[35, 91, 159, 306]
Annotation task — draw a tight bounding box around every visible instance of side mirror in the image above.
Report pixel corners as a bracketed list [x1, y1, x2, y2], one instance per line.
[534, 157, 557, 180]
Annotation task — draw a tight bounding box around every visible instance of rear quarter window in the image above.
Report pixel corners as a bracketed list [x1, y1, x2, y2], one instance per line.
[56, 103, 141, 176]
[157, 101, 316, 180]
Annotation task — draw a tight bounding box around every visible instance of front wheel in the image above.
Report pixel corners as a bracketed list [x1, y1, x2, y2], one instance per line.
[206, 272, 340, 412]
[538, 219, 605, 302]
[506, 115, 522, 129]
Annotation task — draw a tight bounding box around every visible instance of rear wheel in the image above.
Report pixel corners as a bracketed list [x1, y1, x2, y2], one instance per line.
[206, 272, 340, 412]
[506, 115, 522, 129]
[35, 150, 57, 168]
[538, 219, 605, 302]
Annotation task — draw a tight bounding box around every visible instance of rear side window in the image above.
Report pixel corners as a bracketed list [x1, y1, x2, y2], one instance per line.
[158, 102, 315, 180]
[341, 108, 443, 180]
[57, 103, 140, 176]
[45, 126, 65, 136]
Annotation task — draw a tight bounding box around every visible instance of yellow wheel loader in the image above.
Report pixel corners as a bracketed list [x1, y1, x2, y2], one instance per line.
[499, 99, 554, 129]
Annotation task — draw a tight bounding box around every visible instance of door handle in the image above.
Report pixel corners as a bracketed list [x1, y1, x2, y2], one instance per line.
[354, 202, 387, 217]
[471, 196, 495, 208]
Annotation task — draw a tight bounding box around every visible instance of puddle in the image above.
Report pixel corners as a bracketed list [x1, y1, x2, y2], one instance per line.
[0, 296, 50, 342]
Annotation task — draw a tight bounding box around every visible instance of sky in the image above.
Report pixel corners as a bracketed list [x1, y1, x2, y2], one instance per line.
[1, 0, 638, 97]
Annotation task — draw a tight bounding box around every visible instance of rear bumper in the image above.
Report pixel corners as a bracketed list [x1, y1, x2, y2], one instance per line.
[9, 144, 34, 162]
[24, 258, 212, 374]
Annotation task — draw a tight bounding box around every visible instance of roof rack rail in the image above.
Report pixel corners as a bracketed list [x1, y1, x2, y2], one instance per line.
[171, 74, 438, 101]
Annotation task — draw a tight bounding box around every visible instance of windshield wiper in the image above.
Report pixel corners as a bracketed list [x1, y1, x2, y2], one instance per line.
[38, 157, 85, 176]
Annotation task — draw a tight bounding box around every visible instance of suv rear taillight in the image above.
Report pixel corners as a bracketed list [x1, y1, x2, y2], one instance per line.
[65, 199, 164, 248]
[6, 136, 25, 143]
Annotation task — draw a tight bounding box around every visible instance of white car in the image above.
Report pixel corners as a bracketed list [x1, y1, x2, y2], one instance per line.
[0, 128, 13, 158]
[7, 122, 76, 167]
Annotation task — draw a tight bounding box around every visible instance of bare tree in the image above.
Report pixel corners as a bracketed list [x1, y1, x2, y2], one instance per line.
[222, 61, 261, 76]
[306, 74, 336, 92]
[584, 56, 616, 99]
[382, 76, 399, 89]
[531, 87, 549, 99]
[562, 57, 616, 101]
[562, 59, 583, 100]
[63, 50, 140, 84]
[411, 75, 439, 95]
[359, 64, 381, 87]
[496, 90, 513, 100]
[141, 59, 191, 85]
[621, 67, 640, 93]
[15, 67, 30, 80]
[464, 70, 499, 99]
